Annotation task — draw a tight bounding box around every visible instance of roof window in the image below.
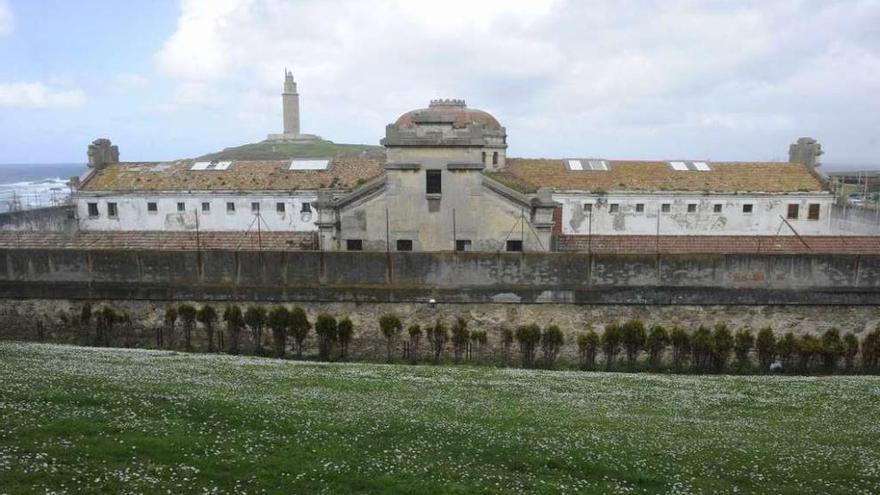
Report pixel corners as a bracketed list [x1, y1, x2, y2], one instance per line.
[190, 160, 231, 171]
[289, 159, 329, 170]
[567, 159, 608, 171]
[669, 161, 712, 171]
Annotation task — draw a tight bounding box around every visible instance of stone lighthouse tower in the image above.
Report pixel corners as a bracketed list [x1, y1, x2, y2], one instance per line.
[282, 69, 300, 136]
[267, 69, 319, 142]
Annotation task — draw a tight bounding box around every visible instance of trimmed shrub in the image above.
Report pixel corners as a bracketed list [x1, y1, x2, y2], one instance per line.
[95, 306, 119, 347]
[601, 323, 622, 370]
[315, 313, 338, 361]
[337, 317, 354, 360]
[670, 326, 690, 371]
[470, 330, 487, 361]
[691, 326, 713, 372]
[515, 323, 542, 368]
[577, 330, 600, 369]
[621, 319, 647, 368]
[196, 305, 219, 353]
[820, 328, 845, 373]
[646, 325, 669, 370]
[244, 305, 268, 356]
[222, 305, 244, 355]
[378, 313, 403, 362]
[711, 324, 734, 373]
[500, 327, 514, 365]
[406, 324, 422, 363]
[843, 332, 859, 372]
[427, 319, 448, 362]
[267, 306, 290, 358]
[450, 317, 470, 362]
[862, 330, 880, 371]
[540, 325, 564, 368]
[178, 304, 197, 352]
[288, 307, 311, 359]
[733, 328, 754, 372]
[163, 306, 177, 349]
[796, 334, 820, 372]
[777, 331, 797, 371]
[755, 326, 776, 372]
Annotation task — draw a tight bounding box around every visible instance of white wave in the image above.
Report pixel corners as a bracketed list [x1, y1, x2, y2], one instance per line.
[0, 177, 72, 213]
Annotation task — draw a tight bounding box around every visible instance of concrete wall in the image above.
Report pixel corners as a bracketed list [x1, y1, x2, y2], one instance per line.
[1, 249, 879, 305]
[555, 193, 835, 236]
[75, 193, 318, 232]
[0, 205, 76, 233]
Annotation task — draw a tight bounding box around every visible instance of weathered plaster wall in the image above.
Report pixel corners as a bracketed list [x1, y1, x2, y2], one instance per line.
[555, 193, 835, 236]
[75, 193, 318, 232]
[0, 206, 76, 233]
[336, 167, 541, 252]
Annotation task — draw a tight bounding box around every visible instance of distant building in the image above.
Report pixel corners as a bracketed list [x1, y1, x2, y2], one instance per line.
[266, 70, 321, 142]
[72, 96, 833, 250]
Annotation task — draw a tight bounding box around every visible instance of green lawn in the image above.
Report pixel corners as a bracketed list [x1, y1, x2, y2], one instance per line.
[0, 342, 878, 494]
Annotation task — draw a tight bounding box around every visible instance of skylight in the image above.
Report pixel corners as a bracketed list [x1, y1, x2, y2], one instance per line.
[567, 159, 608, 171]
[669, 161, 712, 171]
[190, 161, 232, 171]
[289, 159, 329, 170]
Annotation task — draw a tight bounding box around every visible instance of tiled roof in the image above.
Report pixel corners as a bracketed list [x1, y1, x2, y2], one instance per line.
[492, 159, 827, 193]
[555, 235, 880, 254]
[79, 153, 385, 192]
[0, 231, 316, 251]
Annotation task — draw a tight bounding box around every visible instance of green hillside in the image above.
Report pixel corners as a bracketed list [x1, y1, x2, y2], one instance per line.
[196, 139, 383, 161]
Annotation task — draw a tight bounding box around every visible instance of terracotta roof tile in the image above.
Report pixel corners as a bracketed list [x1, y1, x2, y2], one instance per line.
[79, 153, 385, 192]
[0, 231, 316, 251]
[493, 159, 826, 193]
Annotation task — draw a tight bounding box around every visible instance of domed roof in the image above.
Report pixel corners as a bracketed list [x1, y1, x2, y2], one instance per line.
[394, 99, 502, 130]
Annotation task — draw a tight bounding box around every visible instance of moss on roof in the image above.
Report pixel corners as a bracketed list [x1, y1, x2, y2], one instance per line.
[498, 159, 827, 193]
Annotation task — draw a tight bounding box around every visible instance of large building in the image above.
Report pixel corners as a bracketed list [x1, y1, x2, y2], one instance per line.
[72, 76, 833, 251]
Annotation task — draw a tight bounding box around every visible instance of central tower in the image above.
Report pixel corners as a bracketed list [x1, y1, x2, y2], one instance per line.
[282, 69, 300, 136]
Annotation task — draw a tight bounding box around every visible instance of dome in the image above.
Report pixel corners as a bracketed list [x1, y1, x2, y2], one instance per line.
[394, 99, 502, 130]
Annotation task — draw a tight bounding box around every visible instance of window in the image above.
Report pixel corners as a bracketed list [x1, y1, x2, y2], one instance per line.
[251, 202, 260, 213]
[808, 203, 820, 220]
[743, 204, 753, 213]
[492, 152, 499, 165]
[346, 239, 363, 251]
[661, 203, 671, 213]
[147, 202, 158, 213]
[107, 202, 118, 218]
[396, 239, 413, 251]
[276, 202, 285, 213]
[482, 151, 486, 164]
[301, 202, 311, 213]
[426, 170, 442, 194]
[226, 202, 235, 213]
[87, 202, 99, 217]
[609, 203, 619, 213]
[635, 203, 645, 213]
[506, 240, 523, 252]
[687, 204, 697, 213]
[201, 202, 210, 213]
[583, 203, 592, 212]
[787, 204, 799, 219]
[177, 202, 185, 212]
[455, 239, 472, 252]
[713, 204, 723, 213]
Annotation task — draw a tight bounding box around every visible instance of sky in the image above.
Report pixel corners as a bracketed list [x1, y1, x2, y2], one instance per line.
[0, 0, 878, 166]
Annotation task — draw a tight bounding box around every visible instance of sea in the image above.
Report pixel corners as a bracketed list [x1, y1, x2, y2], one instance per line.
[0, 163, 85, 214]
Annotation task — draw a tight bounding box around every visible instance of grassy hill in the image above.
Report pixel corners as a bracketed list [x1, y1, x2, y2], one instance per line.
[1, 342, 879, 494]
[196, 139, 383, 161]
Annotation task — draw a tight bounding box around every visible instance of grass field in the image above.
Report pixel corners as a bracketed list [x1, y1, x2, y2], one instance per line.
[1, 342, 879, 494]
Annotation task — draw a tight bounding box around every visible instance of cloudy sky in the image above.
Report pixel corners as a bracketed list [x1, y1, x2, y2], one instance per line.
[0, 0, 878, 166]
